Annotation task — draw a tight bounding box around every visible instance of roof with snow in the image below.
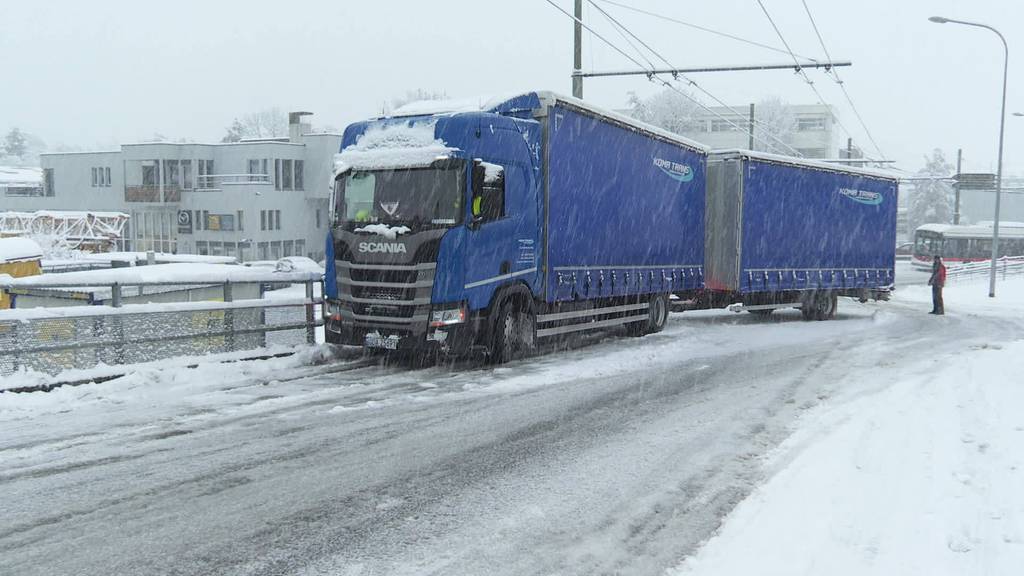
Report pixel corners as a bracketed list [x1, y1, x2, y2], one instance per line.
[0, 166, 43, 185]
[0, 237, 44, 263]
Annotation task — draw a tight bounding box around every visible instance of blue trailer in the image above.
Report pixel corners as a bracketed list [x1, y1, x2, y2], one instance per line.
[701, 150, 899, 319]
[324, 91, 708, 360]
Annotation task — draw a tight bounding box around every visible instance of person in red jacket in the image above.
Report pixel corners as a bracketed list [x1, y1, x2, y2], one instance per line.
[928, 255, 946, 315]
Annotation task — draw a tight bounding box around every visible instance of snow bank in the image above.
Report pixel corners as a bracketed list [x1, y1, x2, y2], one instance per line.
[84, 251, 237, 265]
[334, 120, 456, 172]
[0, 237, 43, 263]
[672, 277, 1024, 576]
[672, 338, 1024, 576]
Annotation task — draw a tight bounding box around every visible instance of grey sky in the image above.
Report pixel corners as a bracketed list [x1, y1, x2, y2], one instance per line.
[2, 0, 1021, 174]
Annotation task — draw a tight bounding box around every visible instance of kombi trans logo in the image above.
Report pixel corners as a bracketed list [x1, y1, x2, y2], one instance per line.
[838, 187, 883, 206]
[653, 157, 694, 183]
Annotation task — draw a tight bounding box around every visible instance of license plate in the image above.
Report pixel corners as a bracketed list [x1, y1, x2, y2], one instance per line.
[365, 334, 400, 350]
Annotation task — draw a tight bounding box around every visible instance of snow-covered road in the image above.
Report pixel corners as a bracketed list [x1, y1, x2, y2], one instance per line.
[1, 279, 1021, 575]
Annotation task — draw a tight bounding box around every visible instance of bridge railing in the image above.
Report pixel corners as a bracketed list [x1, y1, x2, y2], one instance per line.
[945, 256, 1024, 283]
[0, 273, 323, 378]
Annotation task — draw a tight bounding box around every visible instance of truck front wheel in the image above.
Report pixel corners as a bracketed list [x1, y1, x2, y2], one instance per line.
[490, 299, 536, 363]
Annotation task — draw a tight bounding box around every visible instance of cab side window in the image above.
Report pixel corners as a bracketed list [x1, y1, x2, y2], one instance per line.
[472, 162, 505, 223]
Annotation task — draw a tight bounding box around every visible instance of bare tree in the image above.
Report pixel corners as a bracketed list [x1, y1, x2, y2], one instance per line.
[221, 108, 288, 142]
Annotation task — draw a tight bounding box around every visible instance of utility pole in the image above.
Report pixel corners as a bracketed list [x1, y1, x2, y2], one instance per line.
[748, 103, 755, 150]
[573, 0, 583, 98]
[954, 148, 962, 225]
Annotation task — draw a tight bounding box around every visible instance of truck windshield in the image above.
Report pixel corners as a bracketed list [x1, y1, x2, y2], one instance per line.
[335, 166, 464, 229]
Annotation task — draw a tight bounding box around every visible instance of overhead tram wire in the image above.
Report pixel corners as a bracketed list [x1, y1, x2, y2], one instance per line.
[543, 0, 786, 153]
[591, 1, 658, 70]
[800, 0, 887, 161]
[587, 0, 805, 157]
[594, 0, 821, 64]
[754, 0, 860, 153]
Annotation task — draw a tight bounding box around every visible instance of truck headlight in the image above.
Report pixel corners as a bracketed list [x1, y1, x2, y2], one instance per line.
[430, 304, 466, 327]
[325, 301, 342, 319]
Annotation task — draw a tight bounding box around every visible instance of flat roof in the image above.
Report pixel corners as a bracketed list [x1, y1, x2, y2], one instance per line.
[711, 148, 899, 180]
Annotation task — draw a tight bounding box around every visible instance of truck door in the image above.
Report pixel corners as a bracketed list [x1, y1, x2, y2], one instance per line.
[462, 161, 538, 310]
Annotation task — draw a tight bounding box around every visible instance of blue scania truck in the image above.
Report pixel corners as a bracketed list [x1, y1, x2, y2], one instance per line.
[323, 91, 899, 360]
[324, 91, 707, 360]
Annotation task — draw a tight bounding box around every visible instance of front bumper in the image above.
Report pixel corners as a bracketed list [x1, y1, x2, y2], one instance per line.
[324, 312, 483, 354]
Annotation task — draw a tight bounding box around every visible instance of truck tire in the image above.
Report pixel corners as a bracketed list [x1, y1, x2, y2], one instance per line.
[490, 299, 536, 363]
[801, 292, 837, 321]
[648, 293, 670, 333]
[627, 293, 669, 336]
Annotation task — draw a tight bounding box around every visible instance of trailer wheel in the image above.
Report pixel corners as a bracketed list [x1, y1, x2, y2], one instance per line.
[628, 293, 669, 336]
[490, 299, 536, 363]
[648, 293, 670, 333]
[802, 292, 837, 321]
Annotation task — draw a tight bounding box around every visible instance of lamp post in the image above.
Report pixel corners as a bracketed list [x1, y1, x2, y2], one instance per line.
[929, 16, 1008, 298]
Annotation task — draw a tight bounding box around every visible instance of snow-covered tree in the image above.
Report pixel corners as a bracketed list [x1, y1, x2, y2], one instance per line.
[752, 96, 796, 155]
[625, 89, 702, 135]
[386, 89, 448, 115]
[908, 149, 954, 232]
[221, 108, 288, 142]
[4, 127, 27, 158]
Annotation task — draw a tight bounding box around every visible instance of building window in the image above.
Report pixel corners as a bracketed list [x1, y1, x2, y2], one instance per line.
[295, 239, 305, 258]
[142, 160, 160, 186]
[181, 160, 192, 189]
[282, 159, 293, 190]
[163, 160, 180, 187]
[91, 167, 98, 187]
[797, 117, 826, 131]
[237, 210, 244, 231]
[258, 242, 269, 260]
[315, 208, 321, 229]
[283, 240, 294, 257]
[710, 119, 742, 132]
[275, 210, 281, 230]
[198, 159, 214, 188]
[274, 159, 281, 191]
[44, 168, 54, 196]
[260, 210, 267, 231]
[105, 167, 111, 186]
[270, 241, 282, 260]
[294, 160, 304, 190]
[247, 159, 260, 182]
[196, 241, 209, 255]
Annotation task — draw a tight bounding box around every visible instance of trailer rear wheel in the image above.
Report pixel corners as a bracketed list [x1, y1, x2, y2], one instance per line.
[802, 292, 837, 321]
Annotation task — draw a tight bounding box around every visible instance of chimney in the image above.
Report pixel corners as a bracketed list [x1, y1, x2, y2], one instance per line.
[289, 111, 313, 143]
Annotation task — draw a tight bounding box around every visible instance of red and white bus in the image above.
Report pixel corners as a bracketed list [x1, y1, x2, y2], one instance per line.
[912, 222, 1024, 269]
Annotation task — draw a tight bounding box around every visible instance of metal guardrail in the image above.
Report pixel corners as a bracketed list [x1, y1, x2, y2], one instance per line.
[0, 275, 324, 377]
[946, 256, 1024, 283]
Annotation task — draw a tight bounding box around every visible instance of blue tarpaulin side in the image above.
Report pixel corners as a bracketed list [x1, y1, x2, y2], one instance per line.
[739, 158, 898, 293]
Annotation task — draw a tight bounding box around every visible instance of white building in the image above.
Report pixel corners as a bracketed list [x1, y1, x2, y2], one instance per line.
[675, 104, 839, 159]
[2, 113, 341, 262]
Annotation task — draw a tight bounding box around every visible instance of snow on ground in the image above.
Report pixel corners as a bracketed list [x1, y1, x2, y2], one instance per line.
[672, 276, 1024, 576]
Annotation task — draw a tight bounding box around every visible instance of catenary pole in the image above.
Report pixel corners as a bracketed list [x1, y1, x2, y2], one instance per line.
[573, 0, 583, 98]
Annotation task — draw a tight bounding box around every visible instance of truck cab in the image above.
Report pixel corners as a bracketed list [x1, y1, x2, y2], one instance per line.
[324, 100, 543, 356]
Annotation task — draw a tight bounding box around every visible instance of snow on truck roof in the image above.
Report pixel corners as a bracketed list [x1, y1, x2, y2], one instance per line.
[0, 237, 44, 263]
[382, 91, 710, 155]
[711, 149, 900, 181]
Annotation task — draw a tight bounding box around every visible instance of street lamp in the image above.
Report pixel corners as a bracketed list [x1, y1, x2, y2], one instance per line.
[930, 16, 1009, 298]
